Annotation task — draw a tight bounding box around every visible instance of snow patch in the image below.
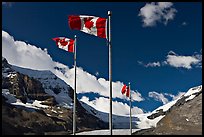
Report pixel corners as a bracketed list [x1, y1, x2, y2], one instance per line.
[2, 89, 49, 110]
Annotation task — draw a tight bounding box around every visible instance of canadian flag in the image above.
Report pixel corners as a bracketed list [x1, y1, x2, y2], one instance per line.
[68, 15, 107, 39]
[121, 84, 130, 97]
[52, 37, 74, 53]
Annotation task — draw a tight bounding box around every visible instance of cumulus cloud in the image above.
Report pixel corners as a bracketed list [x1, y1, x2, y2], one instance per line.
[193, 50, 202, 68]
[53, 66, 144, 102]
[148, 91, 169, 104]
[166, 51, 202, 69]
[166, 54, 200, 69]
[138, 2, 177, 27]
[164, 92, 185, 100]
[63, 69, 144, 102]
[149, 62, 160, 67]
[137, 61, 161, 68]
[149, 90, 186, 105]
[2, 30, 144, 116]
[2, 31, 55, 70]
[138, 50, 202, 69]
[168, 50, 176, 55]
[80, 96, 144, 116]
[145, 62, 161, 67]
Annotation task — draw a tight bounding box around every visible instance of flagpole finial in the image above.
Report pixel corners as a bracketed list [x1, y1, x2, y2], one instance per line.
[75, 35, 77, 38]
[108, 11, 111, 16]
[129, 82, 130, 85]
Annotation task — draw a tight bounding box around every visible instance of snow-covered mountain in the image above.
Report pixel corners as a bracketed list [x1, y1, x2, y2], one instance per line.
[137, 85, 202, 129]
[3, 56, 158, 129]
[12, 65, 73, 109]
[2, 56, 140, 129]
[133, 85, 202, 135]
[2, 57, 108, 135]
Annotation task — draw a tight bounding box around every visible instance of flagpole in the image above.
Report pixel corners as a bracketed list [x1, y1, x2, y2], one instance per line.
[73, 35, 77, 135]
[108, 11, 112, 135]
[129, 82, 132, 135]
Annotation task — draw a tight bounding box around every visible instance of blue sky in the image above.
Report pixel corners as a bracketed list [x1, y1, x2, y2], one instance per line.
[2, 2, 202, 112]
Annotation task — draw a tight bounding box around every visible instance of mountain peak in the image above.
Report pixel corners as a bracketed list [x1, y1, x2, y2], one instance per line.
[133, 85, 202, 135]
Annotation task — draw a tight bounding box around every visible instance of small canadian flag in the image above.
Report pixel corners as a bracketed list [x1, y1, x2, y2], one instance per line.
[121, 84, 130, 97]
[52, 37, 74, 53]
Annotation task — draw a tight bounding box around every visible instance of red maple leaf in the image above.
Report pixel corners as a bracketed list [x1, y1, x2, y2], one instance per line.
[59, 38, 68, 46]
[84, 17, 94, 30]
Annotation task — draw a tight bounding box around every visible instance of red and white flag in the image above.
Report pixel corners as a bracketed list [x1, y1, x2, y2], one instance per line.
[52, 37, 74, 53]
[68, 15, 107, 39]
[121, 84, 130, 97]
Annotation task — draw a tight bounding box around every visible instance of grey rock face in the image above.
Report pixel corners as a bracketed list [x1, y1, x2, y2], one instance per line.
[133, 90, 202, 135]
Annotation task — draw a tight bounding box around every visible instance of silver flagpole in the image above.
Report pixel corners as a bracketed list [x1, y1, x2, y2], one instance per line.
[108, 11, 112, 135]
[129, 82, 132, 135]
[73, 35, 77, 135]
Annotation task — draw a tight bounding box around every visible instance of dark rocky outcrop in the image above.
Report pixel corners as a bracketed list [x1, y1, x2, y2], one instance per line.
[2, 57, 57, 104]
[133, 90, 202, 135]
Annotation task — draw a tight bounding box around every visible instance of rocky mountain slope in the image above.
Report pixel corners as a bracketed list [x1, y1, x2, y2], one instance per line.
[2, 57, 108, 135]
[133, 85, 202, 135]
[2, 56, 202, 135]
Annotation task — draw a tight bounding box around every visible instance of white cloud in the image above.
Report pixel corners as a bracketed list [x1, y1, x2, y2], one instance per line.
[148, 91, 169, 104]
[56, 67, 144, 102]
[137, 61, 160, 68]
[138, 2, 177, 27]
[95, 71, 99, 76]
[168, 50, 176, 55]
[80, 96, 143, 116]
[166, 51, 202, 69]
[62, 69, 144, 101]
[2, 31, 55, 70]
[149, 90, 187, 105]
[137, 61, 143, 65]
[166, 54, 200, 69]
[2, 30, 144, 116]
[138, 50, 202, 69]
[158, 2, 173, 9]
[145, 62, 161, 67]
[194, 50, 202, 68]
[164, 92, 185, 100]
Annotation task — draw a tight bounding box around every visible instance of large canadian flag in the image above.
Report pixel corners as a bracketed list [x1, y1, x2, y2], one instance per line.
[68, 15, 107, 39]
[52, 37, 74, 53]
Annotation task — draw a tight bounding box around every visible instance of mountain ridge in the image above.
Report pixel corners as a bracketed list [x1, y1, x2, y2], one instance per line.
[133, 85, 202, 135]
[2, 57, 108, 135]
